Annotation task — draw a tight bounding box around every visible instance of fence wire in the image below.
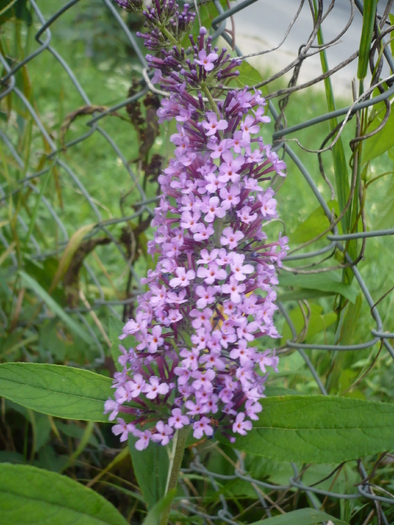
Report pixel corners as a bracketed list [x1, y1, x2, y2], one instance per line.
[1, 0, 394, 523]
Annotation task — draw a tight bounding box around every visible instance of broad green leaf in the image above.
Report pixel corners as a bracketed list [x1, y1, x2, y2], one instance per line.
[129, 434, 169, 510]
[142, 489, 175, 525]
[279, 272, 358, 303]
[229, 60, 263, 88]
[223, 395, 394, 463]
[19, 270, 93, 344]
[281, 303, 336, 344]
[0, 463, 128, 525]
[289, 201, 340, 243]
[362, 95, 394, 164]
[0, 363, 112, 422]
[109, 315, 126, 372]
[250, 508, 348, 525]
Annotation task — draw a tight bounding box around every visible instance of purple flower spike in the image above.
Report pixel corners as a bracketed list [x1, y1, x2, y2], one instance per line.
[109, 0, 289, 449]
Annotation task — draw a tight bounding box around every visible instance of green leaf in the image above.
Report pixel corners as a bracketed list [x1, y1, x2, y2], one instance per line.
[0, 363, 112, 422]
[88, 480, 144, 504]
[0, 463, 128, 525]
[278, 272, 358, 304]
[34, 413, 52, 453]
[339, 294, 362, 345]
[371, 173, 394, 229]
[362, 96, 394, 164]
[56, 421, 99, 447]
[229, 61, 263, 89]
[35, 446, 69, 473]
[109, 315, 126, 372]
[19, 270, 93, 344]
[23, 256, 64, 306]
[0, 451, 25, 464]
[13, 0, 32, 25]
[222, 395, 394, 463]
[142, 489, 175, 525]
[129, 434, 169, 510]
[312, 0, 350, 234]
[250, 508, 349, 525]
[280, 303, 336, 344]
[289, 200, 340, 243]
[49, 223, 95, 293]
[357, 0, 378, 80]
[277, 289, 336, 302]
[180, 1, 218, 47]
[264, 387, 300, 396]
[0, 0, 32, 26]
[0, 268, 12, 298]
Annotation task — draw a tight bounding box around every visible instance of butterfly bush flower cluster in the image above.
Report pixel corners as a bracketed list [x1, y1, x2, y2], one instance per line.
[107, 0, 288, 450]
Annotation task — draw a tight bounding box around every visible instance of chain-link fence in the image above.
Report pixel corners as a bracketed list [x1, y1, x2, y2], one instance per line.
[1, 0, 394, 523]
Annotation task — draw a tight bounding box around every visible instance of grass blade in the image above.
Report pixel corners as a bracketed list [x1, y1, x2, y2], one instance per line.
[19, 270, 93, 344]
[357, 0, 378, 80]
[313, 0, 350, 233]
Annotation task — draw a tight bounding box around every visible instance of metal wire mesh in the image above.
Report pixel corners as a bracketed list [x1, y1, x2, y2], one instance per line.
[1, 0, 394, 523]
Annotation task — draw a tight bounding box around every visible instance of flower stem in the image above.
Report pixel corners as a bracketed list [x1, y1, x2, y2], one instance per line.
[201, 83, 220, 119]
[160, 426, 189, 525]
[160, 25, 180, 49]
